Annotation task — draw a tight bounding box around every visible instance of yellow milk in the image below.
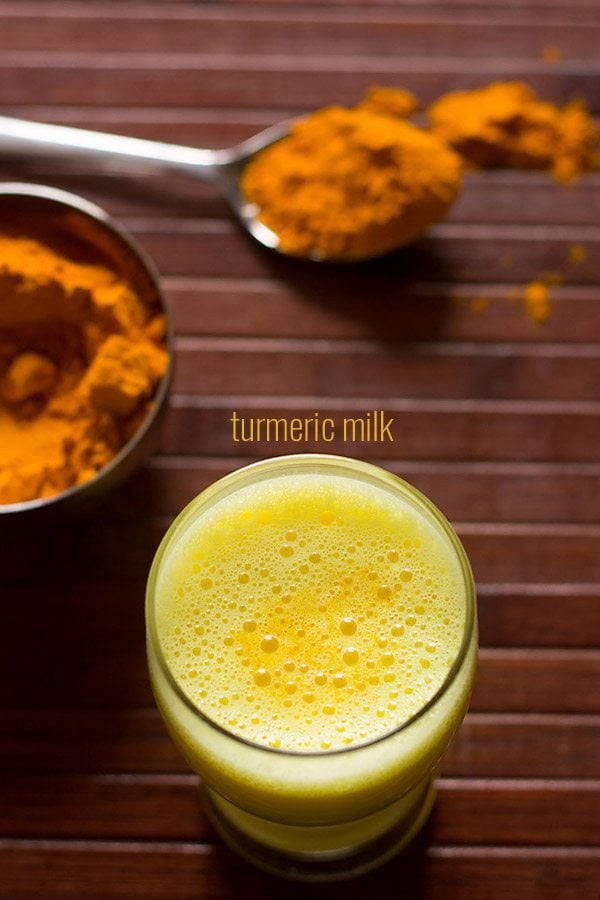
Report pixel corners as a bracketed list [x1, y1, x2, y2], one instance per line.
[147, 455, 477, 875]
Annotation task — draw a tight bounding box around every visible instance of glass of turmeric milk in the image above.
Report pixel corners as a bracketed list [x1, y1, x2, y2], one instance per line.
[146, 454, 477, 880]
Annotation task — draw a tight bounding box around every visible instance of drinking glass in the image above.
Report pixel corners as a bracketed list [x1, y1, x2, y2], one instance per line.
[146, 454, 477, 880]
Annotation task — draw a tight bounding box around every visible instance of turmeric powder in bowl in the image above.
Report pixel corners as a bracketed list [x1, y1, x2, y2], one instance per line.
[0, 188, 171, 510]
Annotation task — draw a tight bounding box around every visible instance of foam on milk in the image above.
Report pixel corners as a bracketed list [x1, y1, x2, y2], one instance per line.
[155, 472, 465, 751]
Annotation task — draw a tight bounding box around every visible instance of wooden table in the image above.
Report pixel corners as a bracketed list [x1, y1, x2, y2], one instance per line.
[1, 2, 599, 897]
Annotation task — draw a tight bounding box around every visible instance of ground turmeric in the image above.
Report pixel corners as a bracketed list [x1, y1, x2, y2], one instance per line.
[428, 81, 599, 182]
[356, 85, 418, 119]
[241, 103, 462, 260]
[523, 279, 553, 324]
[0, 237, 169, 505]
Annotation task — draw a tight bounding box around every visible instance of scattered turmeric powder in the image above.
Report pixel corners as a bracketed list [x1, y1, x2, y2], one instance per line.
[523, 280, 552, 324]
[356, 85, 418, 119]
[470, 296, 489, 314]
[515, 271, 563, 324]
[0, 237, 169, 505]
[241, 104, 462, 260]
[569, 243, 588, 266]
[541, 45, 562, 65]
[428, 81, 599, 183]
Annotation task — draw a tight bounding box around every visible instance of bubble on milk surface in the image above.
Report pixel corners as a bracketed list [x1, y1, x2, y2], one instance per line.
[156, 473, 465, 752]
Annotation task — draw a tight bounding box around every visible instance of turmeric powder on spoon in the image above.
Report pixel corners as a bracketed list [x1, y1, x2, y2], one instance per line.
[241, 102, 463, 261]
[0, 237, 169, 505]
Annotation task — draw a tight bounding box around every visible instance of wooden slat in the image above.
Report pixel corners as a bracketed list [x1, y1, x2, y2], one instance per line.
[453, 174, 600, 227]
[2, 774, 598, 846]
[163, 280, 600, 344]
[459, 525, 600, 583]
[163, 399, 600, 462]
[0, 841, 598, 900]
[476, 585, 600, 646]
[471, 649, 600, 713]
[171, 338, 600, 401]
[0, 0, 597, 21]
[0, 709, 184, 776]
[0, 8, 598, 58]
[446, 714, 600, 779]
[2, 710, 598, 779]
[432, 779, 600, 845]
[119, 458, 600, 523]
[0, 59, 598, 110]
[217, 0, 600, 8]
[121, 221, 600, 283]
[70, 0, 600, 8]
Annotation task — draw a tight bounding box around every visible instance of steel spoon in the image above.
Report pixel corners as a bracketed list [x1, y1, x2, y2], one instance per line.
[0, 115, 290, 253]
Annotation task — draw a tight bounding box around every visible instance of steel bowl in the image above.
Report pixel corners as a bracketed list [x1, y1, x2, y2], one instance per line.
[0, 183, 174, 522]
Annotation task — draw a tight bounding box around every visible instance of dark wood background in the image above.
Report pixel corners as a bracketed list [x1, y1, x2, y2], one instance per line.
[1, 1, 599, 897]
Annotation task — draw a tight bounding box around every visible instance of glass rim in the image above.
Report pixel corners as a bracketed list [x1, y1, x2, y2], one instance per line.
[146, 453, 476, 758]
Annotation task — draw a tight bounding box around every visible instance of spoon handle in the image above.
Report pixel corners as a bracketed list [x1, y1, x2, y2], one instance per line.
[0, 115, 222, 180]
